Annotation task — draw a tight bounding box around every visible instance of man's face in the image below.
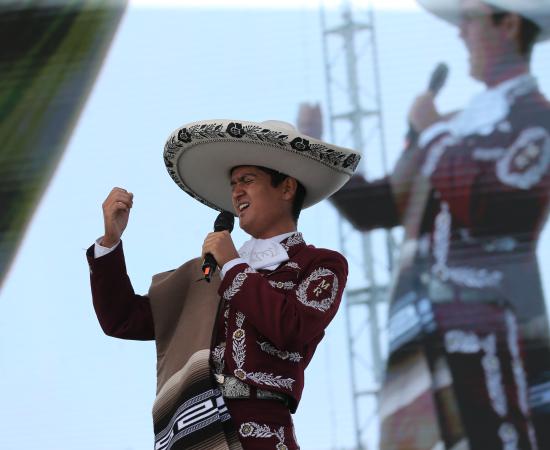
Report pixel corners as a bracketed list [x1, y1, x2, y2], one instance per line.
[458, 0, 517, 83]
[230, 166, 293, 238]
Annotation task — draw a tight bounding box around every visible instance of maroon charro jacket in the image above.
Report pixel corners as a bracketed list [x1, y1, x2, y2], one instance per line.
[87, 232, 347, 449]
[211, 233, 347, 412]
[330, 78, 550, 449]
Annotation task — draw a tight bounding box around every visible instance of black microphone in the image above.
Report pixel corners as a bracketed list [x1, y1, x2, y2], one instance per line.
[201, 211, 235, 282]
[428, 62, 449, 96]
[406, 62, 449, 148]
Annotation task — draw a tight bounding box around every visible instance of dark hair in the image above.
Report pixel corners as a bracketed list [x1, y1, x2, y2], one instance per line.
[490, 9, 540, 57]
[256, 166, 306, 223]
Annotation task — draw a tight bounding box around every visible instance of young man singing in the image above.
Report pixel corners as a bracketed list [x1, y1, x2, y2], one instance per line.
[87, 119, 360, 449]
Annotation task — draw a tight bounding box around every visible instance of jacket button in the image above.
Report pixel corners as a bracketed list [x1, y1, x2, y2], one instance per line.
[234, 369, 247, 380]
[233, 328, 245, 340]
[277, 282, 284, 288]
[240, 423, 253, 437]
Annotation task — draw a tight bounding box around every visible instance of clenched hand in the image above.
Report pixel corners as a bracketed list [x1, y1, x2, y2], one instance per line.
[101, 187, 134, 247]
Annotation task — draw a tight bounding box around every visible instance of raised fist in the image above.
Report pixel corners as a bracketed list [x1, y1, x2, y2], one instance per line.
[101, 187, 134, 247]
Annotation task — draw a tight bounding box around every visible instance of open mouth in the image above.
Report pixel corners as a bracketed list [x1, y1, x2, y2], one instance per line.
[238, 202, 250, 214]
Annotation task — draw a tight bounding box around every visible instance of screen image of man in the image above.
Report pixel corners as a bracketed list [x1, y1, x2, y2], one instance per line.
[300, 0, 550, 448]
[86, 119, 360, 449]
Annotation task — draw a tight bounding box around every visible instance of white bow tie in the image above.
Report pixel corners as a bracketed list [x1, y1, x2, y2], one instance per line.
[238, 237, 289, 271]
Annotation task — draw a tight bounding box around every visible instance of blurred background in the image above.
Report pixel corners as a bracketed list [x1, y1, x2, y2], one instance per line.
[1, 0, 549, 449]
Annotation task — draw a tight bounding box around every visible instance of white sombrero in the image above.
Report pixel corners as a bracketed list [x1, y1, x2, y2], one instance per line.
[163, 119, 361, 213]
[418, 0, 550, 41]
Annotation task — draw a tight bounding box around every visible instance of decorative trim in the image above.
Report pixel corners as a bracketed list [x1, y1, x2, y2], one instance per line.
[231, 312, 295, 391]
[296, 267, 339, 312]
[421, 135, 456, 177]
[496, 127, 550, 189]
[232, 313, 247, 375]
[269, 280, 296, 290]
[223, 267, 257, 301]
[165, 123, 360, 174]
[473, 147, 506, 161]
[432, 203, 503, 288]
[445, 330, 507, 417]
[498, 423, 519, 450]
[281, 233, 305, 252]
[505, 311, 539, 450]
[284, 261, 300, 270]
[239, 422, 288, 450]
[445, 267, 503, 289]
[247, 372, 295, 390]
[154, 390, 230, 450]
[257, 341, 303, 363]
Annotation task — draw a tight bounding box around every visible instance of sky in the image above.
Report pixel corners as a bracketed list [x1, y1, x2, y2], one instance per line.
[1, 1, 550, 449]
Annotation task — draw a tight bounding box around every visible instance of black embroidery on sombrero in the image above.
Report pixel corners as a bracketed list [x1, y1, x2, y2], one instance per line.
[163, 122, 361, 211]
[164, 122, 360, 174]
[290, 137, 310, 152]
[226, 122, 246, 138]
[177, 128, 192, 143]
[342, 153, 358, 169]
[163, 155, 173, 168]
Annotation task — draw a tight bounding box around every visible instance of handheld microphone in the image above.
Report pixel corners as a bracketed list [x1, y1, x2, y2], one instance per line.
[201, 211, 235, 282]
[406, 62, 449, 148]
[428, 62, 449, 96]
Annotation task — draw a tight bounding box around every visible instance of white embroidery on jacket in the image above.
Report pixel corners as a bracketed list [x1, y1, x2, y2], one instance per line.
[231, 312, 295, 390]
[473, 147, 506, 161]
[421, 135, 456, 177]
[257, 341, 303, 363]
[296, 267, 339, 312]
[499, 423, 519, 450]
[247, 372, 295, 390]
[432, 203, 503, 288]
[505, 311, 539, 449]
[445, 330, 507, 417]
[269, 280, 296, 290]
[223, 266, 256, 300]
[284, 261, 300, 270]
[496, 127, 550, 189]
[281, 233, 304, 251]
[239, 422, 288, 450]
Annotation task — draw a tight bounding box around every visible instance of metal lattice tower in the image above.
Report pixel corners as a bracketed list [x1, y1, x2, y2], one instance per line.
[320, 1, 395, 448]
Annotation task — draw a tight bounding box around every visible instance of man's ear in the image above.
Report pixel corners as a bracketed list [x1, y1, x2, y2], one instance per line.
[500, 13, 522, 44]
[282, 177, 298, 201]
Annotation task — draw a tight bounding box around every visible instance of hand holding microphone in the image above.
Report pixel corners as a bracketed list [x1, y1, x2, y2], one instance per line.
[406, 62, 449, 148]
[201, 211, 236, 282]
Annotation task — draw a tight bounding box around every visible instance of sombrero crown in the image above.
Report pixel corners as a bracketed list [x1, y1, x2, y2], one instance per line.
[163, 119, 361, 213]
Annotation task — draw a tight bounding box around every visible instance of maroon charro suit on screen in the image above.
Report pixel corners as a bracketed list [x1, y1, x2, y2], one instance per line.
[331, 74, 550, 449]
[87, 232, 347, 450]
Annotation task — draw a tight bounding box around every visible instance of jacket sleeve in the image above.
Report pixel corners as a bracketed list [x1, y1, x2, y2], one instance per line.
[86, 241, 154, 340]
[218, 249, 348, 350]
[329, 174, 400, 230]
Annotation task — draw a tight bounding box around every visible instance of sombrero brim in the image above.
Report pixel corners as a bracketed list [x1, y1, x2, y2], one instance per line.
[163, 119, 361, 214]
[418, 0, 550, 42]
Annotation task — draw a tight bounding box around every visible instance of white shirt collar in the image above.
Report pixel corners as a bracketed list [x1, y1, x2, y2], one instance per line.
[419, 73, 538, 147]
[238, 231, 297, 271]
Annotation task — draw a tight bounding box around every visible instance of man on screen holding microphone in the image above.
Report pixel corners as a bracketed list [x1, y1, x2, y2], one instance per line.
[87, 119, 359, 449]
[299, 0, 550, 448]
